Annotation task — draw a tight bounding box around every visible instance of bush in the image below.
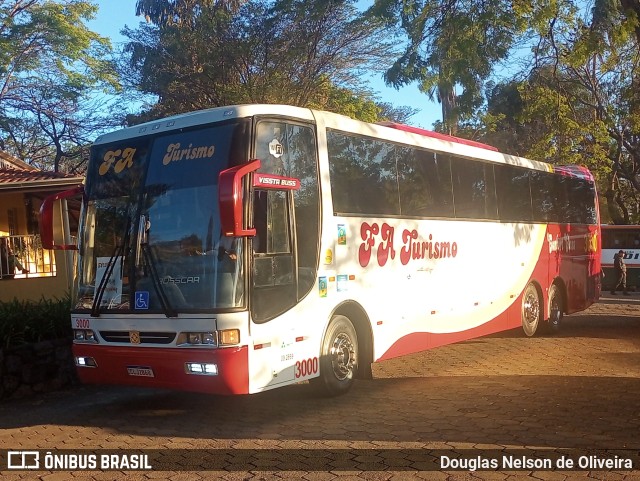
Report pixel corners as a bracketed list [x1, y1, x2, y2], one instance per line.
[0, 296, 72, 349]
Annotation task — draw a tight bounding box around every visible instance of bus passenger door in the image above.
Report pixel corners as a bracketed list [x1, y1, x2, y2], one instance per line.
[251, 189, 297, 321]
[248, 120, 321, 392]
[250, 187, 301, 388]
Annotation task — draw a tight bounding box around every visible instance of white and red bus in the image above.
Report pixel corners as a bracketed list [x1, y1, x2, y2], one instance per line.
[41, 104, 601, 396]
[601, 225, 640, 290]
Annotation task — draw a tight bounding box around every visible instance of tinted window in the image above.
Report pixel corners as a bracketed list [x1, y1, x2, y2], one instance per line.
[327, 131, 400, 215]
[567, 177, 598, 224]
[602, 228, 640, 249]
[253, 121, 320, 321]
[255, 121, 320, 297]
[397, 149, 454, 217]
[495, 164, 532, 221]
[530, 170, 558, 222]
[326, 129, 596, 225]
[450, 156, 497, 219]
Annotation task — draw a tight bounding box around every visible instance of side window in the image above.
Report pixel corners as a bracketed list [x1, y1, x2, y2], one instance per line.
[252, 121, 320, 322]
[253, 190, 291, 256]
[397, 148, 454, 218]
[530, 170, 558, 223]
[327, 131, 400, 215]
[568, 178, 597, 224]
[450, 156, 497, 220]
[495, 164, 532, 222]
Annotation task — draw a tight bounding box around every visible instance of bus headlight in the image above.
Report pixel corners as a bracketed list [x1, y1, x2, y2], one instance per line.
[73, 329, 98, 343]
[178, 331, 218, 347]
[188, 333, 202, 344]
[177, 330, 239, 347]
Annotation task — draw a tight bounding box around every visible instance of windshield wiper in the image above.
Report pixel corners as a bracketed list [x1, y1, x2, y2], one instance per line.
[91, 216, 131, 317]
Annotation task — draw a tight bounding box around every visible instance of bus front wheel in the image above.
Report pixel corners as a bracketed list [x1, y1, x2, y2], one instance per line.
[521, 283, 541, 337]
[312, 315, 358, 396]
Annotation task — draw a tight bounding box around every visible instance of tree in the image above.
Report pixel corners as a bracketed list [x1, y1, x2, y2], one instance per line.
[122, 0, 402, 124]
[482, 0, 640, 223]
[0, 0, 121, 171]
[367, 0, 527, 135]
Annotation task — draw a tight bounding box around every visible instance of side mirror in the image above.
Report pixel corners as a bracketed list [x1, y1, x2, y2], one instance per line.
[39, 185, 84, 250]
[218, 159, 261, 237]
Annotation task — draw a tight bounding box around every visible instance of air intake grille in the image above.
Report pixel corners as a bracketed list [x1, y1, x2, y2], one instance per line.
[99, 331, 176, 344]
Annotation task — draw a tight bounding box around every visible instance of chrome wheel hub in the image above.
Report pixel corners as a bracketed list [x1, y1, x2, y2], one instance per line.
[330, 333, 356, 381]
[523, 290, 540, 327]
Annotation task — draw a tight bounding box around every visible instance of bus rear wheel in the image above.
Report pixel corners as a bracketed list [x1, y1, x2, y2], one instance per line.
[547, 284, 563, 333]
[312, 315, 358, 396]
[521, 283, 541, 337]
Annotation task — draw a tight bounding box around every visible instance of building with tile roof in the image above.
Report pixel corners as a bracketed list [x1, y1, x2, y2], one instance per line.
[0, 151, 83, 301]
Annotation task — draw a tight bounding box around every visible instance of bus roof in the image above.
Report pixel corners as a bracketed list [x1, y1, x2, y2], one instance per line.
[92, 104, 593, 184]
[377, 122, 499, 152]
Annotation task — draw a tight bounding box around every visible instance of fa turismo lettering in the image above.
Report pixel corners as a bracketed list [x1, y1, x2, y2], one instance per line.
[163, 143, 215, 165]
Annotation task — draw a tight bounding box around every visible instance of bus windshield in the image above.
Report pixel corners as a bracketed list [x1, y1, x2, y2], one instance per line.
[74, 120, 250, 313]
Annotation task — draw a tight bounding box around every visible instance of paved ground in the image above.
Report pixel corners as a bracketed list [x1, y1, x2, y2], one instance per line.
[1, 294, 639, 480]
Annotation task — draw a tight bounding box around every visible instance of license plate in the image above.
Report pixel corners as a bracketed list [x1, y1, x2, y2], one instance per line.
[127, 366, 154, 377]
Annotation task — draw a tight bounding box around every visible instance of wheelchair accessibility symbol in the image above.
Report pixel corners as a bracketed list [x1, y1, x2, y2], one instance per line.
[135, 291, 149, 310]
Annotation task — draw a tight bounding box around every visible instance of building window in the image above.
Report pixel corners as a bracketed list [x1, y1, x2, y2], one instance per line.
[7, 208, 18, 235]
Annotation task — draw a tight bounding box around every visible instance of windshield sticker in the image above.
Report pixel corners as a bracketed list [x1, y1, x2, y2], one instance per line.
[268, 139, 284, 158]
[134, 291, 150, 310]
[95, 256, 123, 306]
[162, 143, 215, 165]
[99, 148, 137, 175]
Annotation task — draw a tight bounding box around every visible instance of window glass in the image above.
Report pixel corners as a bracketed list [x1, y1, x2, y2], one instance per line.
[253, 191, 291, 255]
[495, 164, 532, 221]
[567, 178, 598, 224]
[397, 149, 454, 217]
[255, 121, 319, 296]
[76, 121, 250, 313]
[451, 156, 497, 219]
[141, 124, 248, 309]
[530, 170, 558, 222]
[253, 121, 320, 321]
[602, 229, 640, 249]
[327, 131, 400, 215]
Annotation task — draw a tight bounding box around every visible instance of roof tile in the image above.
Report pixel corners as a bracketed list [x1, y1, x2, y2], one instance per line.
[0, 168, 81, 185]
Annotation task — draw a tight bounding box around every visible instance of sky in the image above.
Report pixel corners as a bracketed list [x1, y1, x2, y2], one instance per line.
[88, 0, 441, 128]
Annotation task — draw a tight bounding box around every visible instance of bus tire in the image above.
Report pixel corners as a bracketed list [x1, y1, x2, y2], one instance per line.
[547, 284, 563, 333]
[521, 282, 541, 337]
[312, 315, 358, 396]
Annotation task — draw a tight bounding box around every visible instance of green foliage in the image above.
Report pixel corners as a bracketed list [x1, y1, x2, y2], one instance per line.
[368, 0, 529, 133]
[0, 0, 122, 171]
[0, 296, 72, 349]
[479, 0, 640, 223]
[123, 0, 402, 124]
